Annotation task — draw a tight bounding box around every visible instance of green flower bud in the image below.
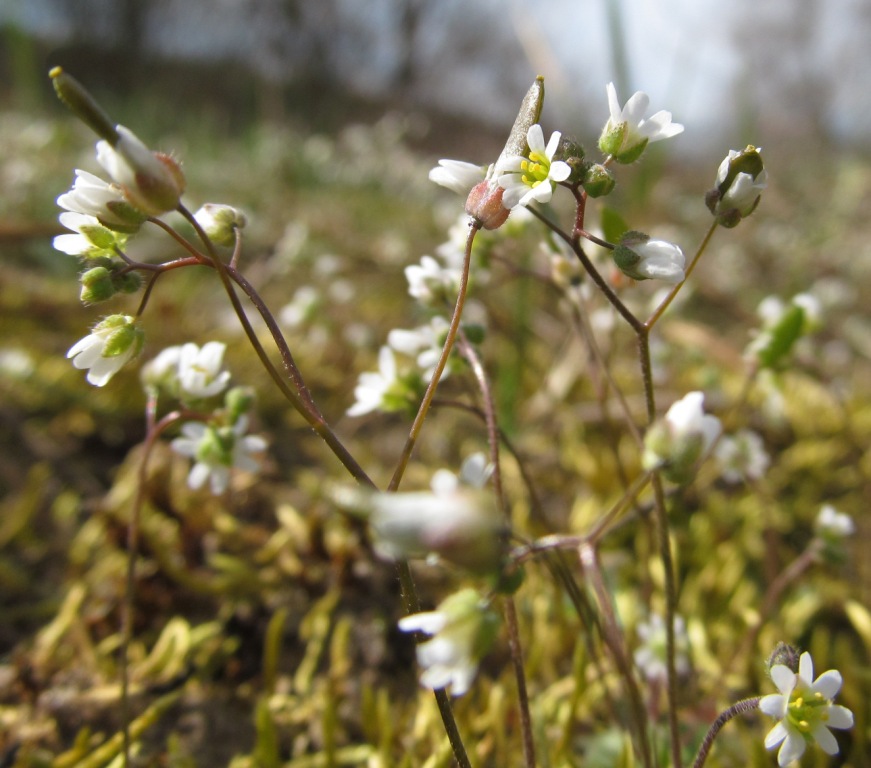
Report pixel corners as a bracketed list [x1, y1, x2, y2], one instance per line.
[766, 642, 800, 676]
[225, 386, 256, 423]
[194, 204, 247, 247]
[706, 146, 767, 228]
[582, 163, 616, 197]
[113, 270, 142, 295]
[79, 266, 115, 304]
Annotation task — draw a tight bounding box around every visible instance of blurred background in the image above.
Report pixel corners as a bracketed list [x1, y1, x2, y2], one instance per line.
[1, 1, 870, 765]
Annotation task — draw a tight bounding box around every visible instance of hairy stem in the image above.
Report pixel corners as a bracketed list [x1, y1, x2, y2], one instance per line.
[691, 697, 761, 768]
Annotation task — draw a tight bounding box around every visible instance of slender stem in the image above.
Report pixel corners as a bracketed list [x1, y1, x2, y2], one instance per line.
[691, 697, 760, 768]
[578, 543, 653, 768]
[457, 334, 536, 768]
[646, 221, 718, 330]
[388, 221, 480, 491]
[122, 407, 185, 766]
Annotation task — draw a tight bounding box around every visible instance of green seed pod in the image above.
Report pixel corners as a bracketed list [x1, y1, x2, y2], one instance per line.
[49, 67, 119, 144]
[495, 76, 545, 169]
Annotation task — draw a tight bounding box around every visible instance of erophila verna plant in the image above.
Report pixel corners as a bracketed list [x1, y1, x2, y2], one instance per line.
[46, 66, 858, 767]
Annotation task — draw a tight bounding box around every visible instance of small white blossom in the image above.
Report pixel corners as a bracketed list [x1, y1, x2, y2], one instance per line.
[715, 429, 770, 483]
[429, 160, 489, 195]
[404, 255, 460, 307]
[497, 124, 571, 209]
[170, 415, 267, 495]
[53, 211, 123, 257]
[814, 504, 855, 539]
[760, 651, 854, 766]
[708, 146, 767, 226]
[193, 203, 246, 247]
[388, 316, 450, 381]
[57, 169, 145, 232]
[599, 83, 683, 162]
[634, 613, 690, 682]
[643, 391, 722, 484]
[398, 588, 501, 696]
[67, 315, 143, 387]
[347, 346, 404, 417]
[177, 341, 232, 399]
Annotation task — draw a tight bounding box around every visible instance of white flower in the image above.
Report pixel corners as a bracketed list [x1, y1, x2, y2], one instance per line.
[388, 316, 450, 381]
[57, 169, 145, 232]
[141, 344, 183, 391]
[177, 341, 231, 399]
[360, 453, 503, 572]
[633, 613, 690, 682]
[347, 346, 404, 417]
[193, 203, 246, 247]
[760, 651, 853, 766]
[404, 255, 460, 307]
[53, 211, 123, 257]
[398, 588, 501, 696]
[96, 125, 184, 215]
[614, 236, 686, 284]
[708, 146, 767, 226]
[814, 504, 855, 539]
[67, 315, 144, 387]
[599, 83, 683, 162]
[496, 124, 571, 209]
[170, 415, 267, 495]
[643, 391, 722, 484]
[714, 429, 770, 483]
[429, 160, 489, 195]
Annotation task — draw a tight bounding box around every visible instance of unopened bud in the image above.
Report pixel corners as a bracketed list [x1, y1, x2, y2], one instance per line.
[465, 181, 510, 230]
[79, 266, 114, 304]
[194, 203, 247, 247]
[225, 386, 256, 422]
[583, 163, 616, 198]
[706, 146, 767, 228]
[766, 642, 800, 675]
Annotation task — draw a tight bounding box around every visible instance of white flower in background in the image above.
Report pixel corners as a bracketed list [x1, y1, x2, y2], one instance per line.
[633, 613, 690, 682]
[279, 286, 321, 328]
[57, 169, 146, 232]
[643, 391, 722, 484]
[193, 203, 246, 247]
[760, 651, 853, 766]
[67, 314, 144, 387]
[599, 82, 684, 163]
[398, 588, 501, 696]
[347, 346, 406, 417]
[714, 429, 770, 483]
[404, 255, 460, 307]
[814, 504, 855, 539]
[177, 341, 231, 399]
[429, 160, 489, 195]
[747, 292, 822, 369]
[613, 235, 686, 284]
[497, 124, 571, 209]
[170, 415, 267, 495]
[52, 211, 125, 257]
[141, 344, 183, 392]
[388, 316, 450, 380]
[96, 125, 184, 215]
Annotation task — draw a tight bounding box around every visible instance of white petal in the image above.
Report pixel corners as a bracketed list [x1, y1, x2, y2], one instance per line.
[605, 83, 622, 121]
[759, 694, 787, 718]
[777, 730, 806, 766]
[770, 664, 797, 695]
[811, 724, 839, 755]
[526, 124, 545, 154]
[825, 704, 854, 730]
[622, 91, 650, 124]
[544, 130, 562, 159]
[187, 462, 211, 490]
[798, 652, 814, 684]
[549, 160, 572, 183]
[764, 721, 788, 749]
[398, 611, 447, 635]
[812, 669, 843, 699]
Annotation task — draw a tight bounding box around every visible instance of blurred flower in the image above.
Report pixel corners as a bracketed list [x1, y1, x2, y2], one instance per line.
[171, 415, 266, 495]
[57, 169, 146, 233]
[178, 341, 232, 399]
[141, 344, 184, 393]
[398, 588, 501, 696]
[96, 125, 185, 216]
[814, 504, 855, 539]
[497, 124, 571, 209]
[760, 651, 853, 766]
[613, 233, 685, 284]
[746, 293, 821, 369]
[347, 346, 413, 417]
[193, 203, 246, 247]
[404, 254, 460, 307]
[634, 613, 690, 682]
[598, 83, 683, 163]
[715, 429, 770, 483]
[388, 316, 450, 381]
[67, 314, 144, 387]
[643, 391, 722, 484]
[706, 146, 767, 228]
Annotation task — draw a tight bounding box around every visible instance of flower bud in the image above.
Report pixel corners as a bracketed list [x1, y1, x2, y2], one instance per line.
[465, 180, 510, 230]
[705, 145, 767, 227]
[613, 231, 685, 284]
[746, 293, 820, 369]
[67, 314, 144, 386]
[582, 163, 616, 197]
[79, 266, 115, 304]
[194, 203, 247, 247]
[225, 386, 256, 423]
[766, 642, 800, 676]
